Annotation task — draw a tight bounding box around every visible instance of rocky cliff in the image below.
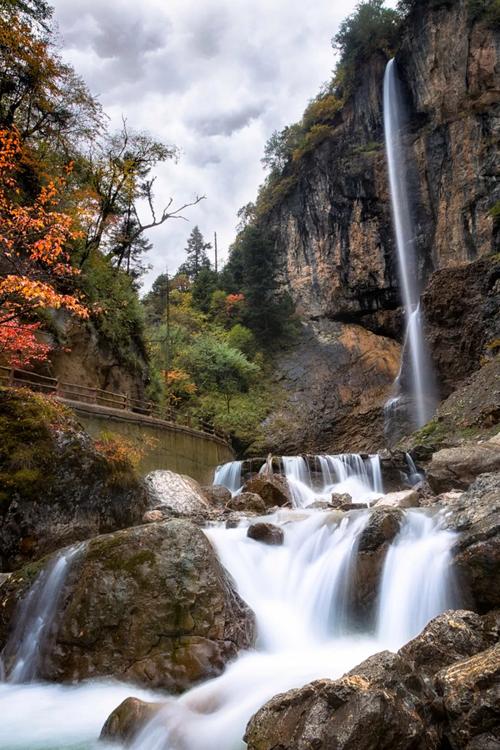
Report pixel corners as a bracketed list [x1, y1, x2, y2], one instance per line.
[259, 0, 499, 454]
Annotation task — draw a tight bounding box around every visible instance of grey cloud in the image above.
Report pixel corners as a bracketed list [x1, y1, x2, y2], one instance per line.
[189, 104, 265, 137]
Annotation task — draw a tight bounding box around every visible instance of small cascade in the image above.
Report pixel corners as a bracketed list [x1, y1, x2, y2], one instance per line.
[405, 452, 423, 486]
[213, 460, 242, 495]
[369, 454, 383, 495]
[0, 544, 82, 683]
[376, 511, 459, 650]
[315, 453, 383, 505]
[383, 58, 436, 431]
[281, 456, 315, 507]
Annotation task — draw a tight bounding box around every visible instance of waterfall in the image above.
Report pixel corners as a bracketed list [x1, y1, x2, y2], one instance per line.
[384, 59, 436, 429]
[376, 511, 459, 650]
[0, 544, 82, 683]
[281, 456, 316, 507]
[128, 509, 458, 750]
[213, 460, 242, 495]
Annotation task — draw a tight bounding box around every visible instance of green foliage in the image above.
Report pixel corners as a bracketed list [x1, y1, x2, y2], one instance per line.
[292, 125, 336, 161]
[302, 94, 343, 129]
[333, 0, 401, 95]
[261, 124, 304, 174]
[255, 175, 299, 216]
[489, 201, 500, 219]
[179, 336, 258, 412]
[191, 269, 220, 313]
[226, 324, 258, 358]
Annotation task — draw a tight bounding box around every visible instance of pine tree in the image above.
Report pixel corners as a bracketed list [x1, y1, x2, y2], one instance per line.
[178, 226, 211, 280]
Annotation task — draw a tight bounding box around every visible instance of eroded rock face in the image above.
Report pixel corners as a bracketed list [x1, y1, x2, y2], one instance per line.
[436, 644, 500, 750]
[443, 473, 500, 612]
[427, 443, 500, 493]
[0, 522, 256, 692]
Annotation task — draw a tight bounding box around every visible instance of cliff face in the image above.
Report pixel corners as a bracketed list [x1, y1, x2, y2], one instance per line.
[268, 0, 498, 325]
[259, 0, 499, 454]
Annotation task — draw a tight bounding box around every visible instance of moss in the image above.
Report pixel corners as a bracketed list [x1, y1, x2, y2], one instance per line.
[488, 201, 500, 220]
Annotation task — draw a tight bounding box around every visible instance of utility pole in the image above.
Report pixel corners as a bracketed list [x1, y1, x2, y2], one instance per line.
[165, 267, 171, 374]
[214, 231, 218, 273]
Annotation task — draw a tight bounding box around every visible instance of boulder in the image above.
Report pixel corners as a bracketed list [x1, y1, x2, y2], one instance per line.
[373, 488, 420, 509]
[144, 470, 213, 518]
[201, 485, 231, 507]
[142, 509, 165, 523]
[0, 521, 256, 692]
[426, 443, 500, 493]
[100, 697, 164, 744]
[226, 492, 268, 515]
[242, 475, 291, 509]
[330, 492, 353, 508]
[247, 523, 284, 546]
[245, 653, 436, 750]
[358, 508, 404, 552]
[399, 610, 499, 679]
[443, 473, 500, 612]
[435, 643, 500, 750]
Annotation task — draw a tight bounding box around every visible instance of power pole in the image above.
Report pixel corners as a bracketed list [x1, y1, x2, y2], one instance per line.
[214, 231, 218, 273]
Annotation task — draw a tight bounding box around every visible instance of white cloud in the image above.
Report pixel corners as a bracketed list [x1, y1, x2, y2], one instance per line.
[51, 0, 361, 289]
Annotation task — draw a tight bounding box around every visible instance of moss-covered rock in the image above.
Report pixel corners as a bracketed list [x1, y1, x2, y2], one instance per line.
[0, 521, 256, 691]
[0, 388, 147, 571]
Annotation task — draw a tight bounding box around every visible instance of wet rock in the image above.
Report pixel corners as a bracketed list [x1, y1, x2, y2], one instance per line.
[399, 610, 499, 679]
[100, 697, 164, 744]
[142, 509, 165, 523]
[308, 500, 335, 510]
[330, 492, 353, 508]
[144, 470, 213, 518]
[247, 523, 284, 546]
[242, 476, 291, 508]
[201, 485, 231, 507]
[358, 508, 404, 552]
[426, 443, 500, 493]
[245, 654, 436, 750]
[373, 488, 420, 509]
[436, 643, 500, 750]
[0, 521, 256, 691]
[444, 473, 500, 612]
[226, 492, 267, 515]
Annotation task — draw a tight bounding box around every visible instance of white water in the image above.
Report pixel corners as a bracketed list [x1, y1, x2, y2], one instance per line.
[0, 508, 459, 750]
[384, 59, 436, 429]
[214, 460, 242, 495]
[0, 544, 82, 683]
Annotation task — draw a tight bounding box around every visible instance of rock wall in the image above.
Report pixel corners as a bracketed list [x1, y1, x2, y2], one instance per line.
[258, 0, 499, 454]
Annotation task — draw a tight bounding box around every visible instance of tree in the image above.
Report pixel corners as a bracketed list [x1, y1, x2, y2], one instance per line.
[178, 226, 211, 280]
[261, 124, 304, 174]
[0, 127, 88, 367]
[333, 0, 401, 88]
[191, 268, 219, 313]
[180, 336, 258, 413]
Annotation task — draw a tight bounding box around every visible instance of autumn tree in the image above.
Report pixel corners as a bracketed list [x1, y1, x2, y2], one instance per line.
[0, 127, 87, 367]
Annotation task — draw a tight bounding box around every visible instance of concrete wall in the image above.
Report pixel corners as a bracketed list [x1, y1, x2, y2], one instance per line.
[61, 400, 234, 484]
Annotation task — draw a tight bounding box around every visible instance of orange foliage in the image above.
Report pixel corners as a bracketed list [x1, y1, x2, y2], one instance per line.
[0, 128, 88, 366]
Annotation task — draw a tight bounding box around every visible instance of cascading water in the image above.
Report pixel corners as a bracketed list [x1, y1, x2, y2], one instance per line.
[0, 543, 83, 683]
[384, 58, 436, 430]
[213, 460, 242, 495]
[0, 507, 459, 750]
[377, 510, 459, 650]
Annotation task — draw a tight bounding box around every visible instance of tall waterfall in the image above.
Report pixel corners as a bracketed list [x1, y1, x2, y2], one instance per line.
[384, 59, 436, 429]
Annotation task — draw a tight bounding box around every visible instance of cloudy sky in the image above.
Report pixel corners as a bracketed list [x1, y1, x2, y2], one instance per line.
[51, 0, 367, 290]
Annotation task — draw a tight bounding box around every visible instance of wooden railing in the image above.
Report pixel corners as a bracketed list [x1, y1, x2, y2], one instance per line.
[0, 366, 229, 443]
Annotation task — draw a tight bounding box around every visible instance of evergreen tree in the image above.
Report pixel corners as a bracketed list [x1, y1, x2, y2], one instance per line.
[178, 226, 211, 280]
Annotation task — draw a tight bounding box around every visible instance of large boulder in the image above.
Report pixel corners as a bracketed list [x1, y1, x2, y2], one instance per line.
[0, 521, 256, 692]
[226, 492, 268, 515]
[442, 473, 500, 612]
[435, 643, 500, 750]
[242, 475, 291, 508]
[247, 523, 284, 546]
[0, 388, 148, 572]
[373, 489, 420, 509]
[427, 441, 500, 493]
[144, 470, 214, 519]
[245, 652, 436, 750]
[201, 485, 231, 507]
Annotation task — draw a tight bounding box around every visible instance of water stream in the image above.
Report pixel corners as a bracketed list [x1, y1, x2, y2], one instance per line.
[383, 58, 436, 430]
[0, 505, 459, 750]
